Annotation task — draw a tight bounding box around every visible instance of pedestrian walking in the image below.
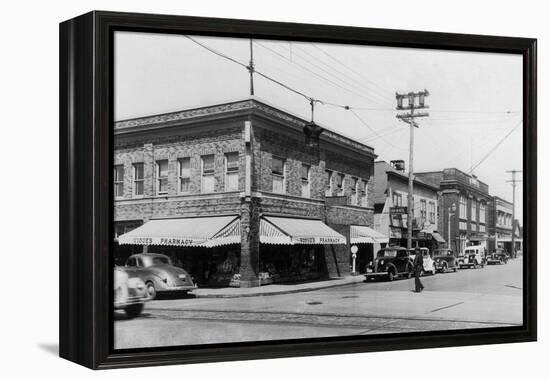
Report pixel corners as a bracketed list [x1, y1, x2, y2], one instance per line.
[414, 248, 424, 292]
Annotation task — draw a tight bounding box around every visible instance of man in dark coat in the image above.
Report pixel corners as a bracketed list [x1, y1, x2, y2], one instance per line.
[413, 248, 424, 292]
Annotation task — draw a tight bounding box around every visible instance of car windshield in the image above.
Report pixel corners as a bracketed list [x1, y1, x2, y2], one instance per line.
[151, 256, 170, 265]
[378, 250, 398, 258]
[465, 249, 475, 254]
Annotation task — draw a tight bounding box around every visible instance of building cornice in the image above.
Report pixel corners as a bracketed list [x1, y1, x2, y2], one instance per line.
[114, 98, 376, 158]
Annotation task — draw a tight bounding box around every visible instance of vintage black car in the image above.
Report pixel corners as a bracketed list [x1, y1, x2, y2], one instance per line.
[486, 248, 509, 265]
[365, 246, 414, 281]
[432, 249, 459, 273]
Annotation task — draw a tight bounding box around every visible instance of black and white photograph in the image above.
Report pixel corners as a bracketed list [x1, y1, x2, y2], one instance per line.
[112, 32, 525, 350]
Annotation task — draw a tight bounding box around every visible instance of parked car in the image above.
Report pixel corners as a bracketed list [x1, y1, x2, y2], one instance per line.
[407, 247, 436, 275]
[486, 248, 509, 265]
[433, 249, 459, 273]
[124, 253, 195, 299]
[114, 266, 148, 318]
[365, 246, 414, 281]
[458, 245, 486, 269]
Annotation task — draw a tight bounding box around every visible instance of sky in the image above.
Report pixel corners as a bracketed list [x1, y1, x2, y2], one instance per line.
[114, 32, 524, 221]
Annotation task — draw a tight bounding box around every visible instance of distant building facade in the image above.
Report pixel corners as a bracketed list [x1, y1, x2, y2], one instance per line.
[487, 196, 514, 253]
[113, 99, 377, 287]
[373, 160, 444, 250]
[416, 168, 490, 254]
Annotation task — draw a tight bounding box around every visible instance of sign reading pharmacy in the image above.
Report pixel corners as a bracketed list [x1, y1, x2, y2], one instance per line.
[293, 236, 346, 244]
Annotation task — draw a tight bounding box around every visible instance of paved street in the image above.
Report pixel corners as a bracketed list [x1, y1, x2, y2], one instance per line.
[115, 258, 523, 349]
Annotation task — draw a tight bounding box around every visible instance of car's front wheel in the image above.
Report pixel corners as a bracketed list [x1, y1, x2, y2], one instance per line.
[387, 270, 395, 282]
[125, 303, 143, 318]
[441, 262, 448, 273]
[146, 282, 157, 300]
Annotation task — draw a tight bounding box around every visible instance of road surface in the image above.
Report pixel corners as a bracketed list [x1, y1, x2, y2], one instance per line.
[115, 257, 523, 349]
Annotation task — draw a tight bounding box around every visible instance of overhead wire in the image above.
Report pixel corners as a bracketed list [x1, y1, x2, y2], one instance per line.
[254, 41, 390, 108]
[185, 35, 522, 168]
[290, 44, 395, 107]
[468, 119, 523, 173]
[310, 43, 396, 104]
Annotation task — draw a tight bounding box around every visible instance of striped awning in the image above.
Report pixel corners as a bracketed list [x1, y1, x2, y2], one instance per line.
[118, 216, 240, 247]
[431, 232, 446, 244]
[260, 216, 346, 245]
[350, 225, 389, 244]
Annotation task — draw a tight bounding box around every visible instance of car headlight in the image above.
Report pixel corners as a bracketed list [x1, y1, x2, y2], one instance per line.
[368, 261, 373, 267]
[379, 260, 384, 265]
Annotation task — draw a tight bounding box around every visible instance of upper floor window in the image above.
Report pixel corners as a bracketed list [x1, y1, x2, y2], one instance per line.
[459, 195, 467, 219]
[272, 156, 286, 194]
[471, 199, 477, 222]
[325, 170, 333, 197]
[420, 199, 427, 222]
[361, 180, 368, 207]
[156, 160, 169, 195]
[114, 165, 124, 198]
[336, 173, 345, 196]
[392, 191, 402, 207]
[133, 163, 144, 197]
[201, 155, 215, 193]
[178, 157, 191, 193]
[428, 202, 436, 224]
[301, 164, 311, 198]
[350, 177, 358, 205]
[225, 152, 239, 191]
[479, 202, 486, 224]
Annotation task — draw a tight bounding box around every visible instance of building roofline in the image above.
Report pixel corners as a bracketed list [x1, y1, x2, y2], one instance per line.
[375, 161, 439, 192]
[492, 195, 513, 205]
[114, 96, 376, 155]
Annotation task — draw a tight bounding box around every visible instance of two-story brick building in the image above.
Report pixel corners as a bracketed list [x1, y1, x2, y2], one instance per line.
[416, 168, 491, 254]
[114, 98, 377, 287]
[373, 160, 444, 250]
[487, 196, 514, 253]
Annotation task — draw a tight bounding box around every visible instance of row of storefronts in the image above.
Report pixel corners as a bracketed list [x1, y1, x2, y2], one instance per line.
[113, 99, 521, 288]
[115, 214, 385, 287]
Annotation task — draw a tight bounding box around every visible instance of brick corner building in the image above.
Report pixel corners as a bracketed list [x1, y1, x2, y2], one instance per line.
[113, 98, 378, 287]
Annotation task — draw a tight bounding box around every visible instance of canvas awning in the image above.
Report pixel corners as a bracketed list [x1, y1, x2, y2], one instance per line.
[350, 225, 389, 244]
[260, 216, 346, 245]
[118, 216, 241, 247]
[431, 232, 446, 244]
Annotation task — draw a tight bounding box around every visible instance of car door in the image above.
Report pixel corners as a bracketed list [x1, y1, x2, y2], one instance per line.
[396, 249, 408, 272]
[125, 257, 137, 276]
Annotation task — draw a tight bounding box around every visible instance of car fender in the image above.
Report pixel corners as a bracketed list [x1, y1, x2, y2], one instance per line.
[143, 272, 167, 289]
[385, 262, 398, 274]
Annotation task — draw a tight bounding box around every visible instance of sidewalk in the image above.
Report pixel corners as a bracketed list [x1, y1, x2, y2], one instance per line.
[192, 275, 366, 298]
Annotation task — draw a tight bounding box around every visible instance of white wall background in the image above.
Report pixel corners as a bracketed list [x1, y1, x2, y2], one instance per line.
[0, 0, 545, 378]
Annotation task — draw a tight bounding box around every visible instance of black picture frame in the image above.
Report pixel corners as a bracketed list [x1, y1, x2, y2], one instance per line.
[59, 10, 537, 369]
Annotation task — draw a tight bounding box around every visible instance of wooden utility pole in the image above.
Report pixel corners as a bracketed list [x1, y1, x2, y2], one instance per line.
[395, 90, 430, 250]
[506, 169, 522, 257]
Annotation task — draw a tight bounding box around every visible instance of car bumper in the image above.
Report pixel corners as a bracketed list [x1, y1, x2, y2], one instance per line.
[114, 295, 146, 309]
[365, 272, 390, 279]
[157, 284, 195, 293]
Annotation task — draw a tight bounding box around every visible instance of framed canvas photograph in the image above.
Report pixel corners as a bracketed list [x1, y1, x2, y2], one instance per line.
[59, 11, 536, 369]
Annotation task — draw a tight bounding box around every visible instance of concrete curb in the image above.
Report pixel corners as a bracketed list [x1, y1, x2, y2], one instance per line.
[193, 276, 366, 299]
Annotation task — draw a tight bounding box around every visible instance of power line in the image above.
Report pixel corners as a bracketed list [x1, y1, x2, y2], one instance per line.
[310, 43, 395, 103]
[468, 120, 522, 173]
[254, 41, 389, 108]
[292, 44, 394, 106]
[351, 109, 405, 150]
